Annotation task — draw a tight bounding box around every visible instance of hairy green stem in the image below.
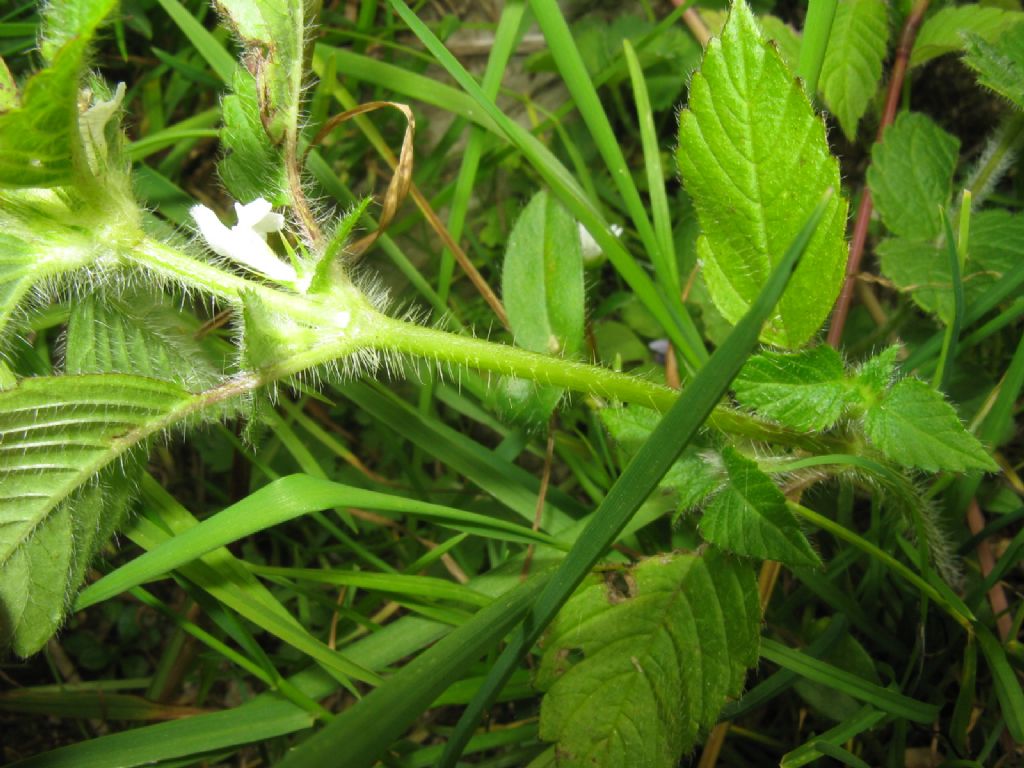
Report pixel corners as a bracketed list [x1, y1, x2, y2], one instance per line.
[965, 113, 1024, 208]
[367, 315, 677, 410]
[132, 237, 836, 450]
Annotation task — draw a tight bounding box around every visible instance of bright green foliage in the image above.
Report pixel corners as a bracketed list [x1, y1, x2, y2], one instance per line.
[855, 345, 900, 394]
[879, 210, 1024, 322]
[217, 0, 306, 202]
[0, 0, 117, 187]
[863, 378, 997, 472]
[733, 345, 857, 431]
[677, 0, 848, 348]
[534, 549, 760, 767]
[819, 0, 889, 140]
[759, 16, 801, 70]
[867, 112, 960, 240]
[700, 10, 801, 68]
[912, 5, 1024, 68]
[0, 375, 193, 655]
[963, 22, 1024, 110]
[496, 190, 585, 423]
[699, 447, 821, 568]
[0, 58, 17, 111]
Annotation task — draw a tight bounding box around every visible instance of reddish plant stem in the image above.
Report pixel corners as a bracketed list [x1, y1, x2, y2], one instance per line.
[827, 0, 931, 347]
[967, 499, 1015, 642]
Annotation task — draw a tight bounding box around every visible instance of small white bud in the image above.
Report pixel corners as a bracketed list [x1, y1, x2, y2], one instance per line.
[578, 222, 624, 264]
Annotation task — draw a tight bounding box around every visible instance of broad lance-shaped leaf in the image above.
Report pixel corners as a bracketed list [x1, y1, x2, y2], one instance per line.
[493, 189, 585, 424]
[867, 112, 959, 240]
[963, 22, 1024, 111]
[677, 0, 848, 349]
[534, 548, 760, 767]
[699, 447, 820, 568]
[912, 5, 1024, 69]
[217, 0, 306, 202]
[733, 345, 857, 431]
[0, 0, 118, 187]
[0, 375, 201, 655]
[863, 378, 997, 473]
[819, 0, 889, 141]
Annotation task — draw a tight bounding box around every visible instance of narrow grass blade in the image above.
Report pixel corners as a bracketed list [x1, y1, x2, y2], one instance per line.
[437, 192, 834, 766]
[246, 565, 493, 607]
[623, 39, 678, 292]
[530, 1, 668, 293]
[7, 698, 315, 768]
[275, 568, 553, 768]
[761, 639, 938, 723]
[781, 705, 886, 768]
[76, 474, 562, 609]
[0, 688, 208, 720]
[338, 381, 583, 529]
[977, 624, 1024, 742]
[385, 0, 707, 370]
[154, 0, 234, 83]
[796, 0, 839, 97]
[438, 1, 526, 306]
[933, 206, 965, 391]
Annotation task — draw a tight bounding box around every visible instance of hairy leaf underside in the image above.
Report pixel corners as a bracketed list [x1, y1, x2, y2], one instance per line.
[0, 375, 194, 655]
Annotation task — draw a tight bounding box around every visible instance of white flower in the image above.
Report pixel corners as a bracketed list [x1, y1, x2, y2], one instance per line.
[578, 222, 624, 264]
[190, 198, 296, 284]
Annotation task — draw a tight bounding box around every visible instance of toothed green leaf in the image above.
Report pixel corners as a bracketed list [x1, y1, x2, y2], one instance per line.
[867, 112, 960, 239]
[535, 548, 760, 767]
[855, 345, 901, 395]
[733, 345, 857, 431]
[699, 447, 821, 568]
[912, 5, 1024, 69]
[879, 210, 1024, 322]
[0, 375, 196, 655]
[677, 0, 848, 348]
[819, 0, 889, 140]
[863, 377, 998, 472]
[963, 22, 1024, 110]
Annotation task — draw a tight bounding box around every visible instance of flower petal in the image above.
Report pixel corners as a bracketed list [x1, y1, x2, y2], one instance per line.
[190, 204, 235, 259]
